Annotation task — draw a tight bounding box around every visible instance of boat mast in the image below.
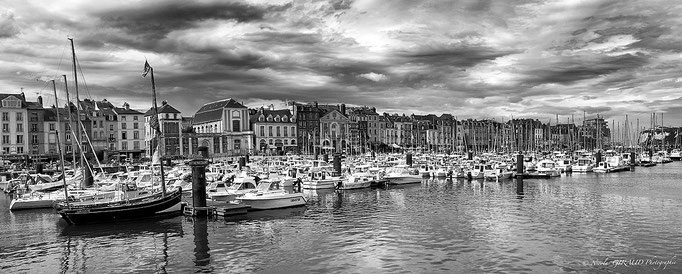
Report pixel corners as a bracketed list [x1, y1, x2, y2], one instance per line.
[144, 61, 167, 196]
[52, 80, 70, 207]
[62, 74, 76, 171]
[68, 38, 84, 170]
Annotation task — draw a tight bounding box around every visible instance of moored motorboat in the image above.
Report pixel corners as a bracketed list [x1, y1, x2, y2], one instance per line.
[237, 180, 306, 210]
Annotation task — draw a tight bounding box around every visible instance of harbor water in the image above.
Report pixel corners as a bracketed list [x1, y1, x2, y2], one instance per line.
[1, 163, 681, 273]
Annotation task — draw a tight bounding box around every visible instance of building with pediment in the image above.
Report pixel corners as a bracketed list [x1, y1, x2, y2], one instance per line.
[190, 98, 254, 157]
[319, 104, 350, 153]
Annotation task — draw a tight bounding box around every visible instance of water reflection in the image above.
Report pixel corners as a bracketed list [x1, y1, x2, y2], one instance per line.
[192, 217, 210, 269]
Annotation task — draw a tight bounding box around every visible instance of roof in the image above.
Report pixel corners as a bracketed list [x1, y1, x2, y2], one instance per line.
[113, 107, 143, 115]
[250, 108, 293, 123]
[193, 98, 246, 124]
[0, 93, 27, 108]
[144, 103, 181, 116]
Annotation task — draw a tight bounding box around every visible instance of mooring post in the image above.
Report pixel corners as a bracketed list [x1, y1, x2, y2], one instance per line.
[516, 154, 524, 195]
[630, 151, 636, 171]
[191, 146, 209, 217]
[333, 154, 342, 177]
[406, 153, 413, 167]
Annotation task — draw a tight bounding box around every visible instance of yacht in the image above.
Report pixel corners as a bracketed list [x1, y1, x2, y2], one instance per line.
[572, 158, 594, 173]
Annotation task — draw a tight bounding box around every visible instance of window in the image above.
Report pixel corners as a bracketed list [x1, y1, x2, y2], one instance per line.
[122, 142, 128, 150]
[121, 132, 127, 140]
[49, 123, 55, 131]
[66, 145, 72, 152]
[31, 124, 37, 132]
[134, 123, 138, 129]
[1, 112, 7, 121]
[2, 124, 8, 132]
[276, 126, 280, 137]
[232, 120, 240, 132]
[110, 124, 114, 131]
[2, 147, 7, 154]
[99, 121, 103, 128]
[133, 131, 139, 139]
[121, 116, 126, 121]
[174, 114, 177, 119]
[268, 126, 273, 137]
[2, 135, 8, 144]
[133, 116, 138, 121]
[291, 127, 296, 136]
[31, 135, 38, 144]
[165, 114, 169, 119]
[283, 127, 288, 137]
[133, 141, 139, 150]
[109, 133, 114, 140]
[17, 147, 23, 154]
[233, 139, 241, 150]
[66, 134, 71, 141]
[284, 139, 288, 145]
[121, 123, 127, 129]
[16, 113, 22, 121]
[17, 123, 22, 132]
[16, 135, 23, 144]
[260, 126, 265, 136]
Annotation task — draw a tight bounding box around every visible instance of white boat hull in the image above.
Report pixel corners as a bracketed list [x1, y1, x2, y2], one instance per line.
[302, 179, 340, 189]
[238, 193, 306, 210]
[385, 175, 422, 185]
[338, 181, 371, 190]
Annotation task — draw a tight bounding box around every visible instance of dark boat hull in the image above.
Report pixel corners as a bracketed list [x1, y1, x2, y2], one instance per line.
[56, 190, 182, 225]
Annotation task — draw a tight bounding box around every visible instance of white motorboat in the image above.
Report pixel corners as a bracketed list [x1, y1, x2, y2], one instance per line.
[336, 175, 371, 190]
[302, 170, 342, 189]
[209, 180, 258, 201]
[534, 159, 561, 177]
[238, 180, 306, 210]
[670, 149, 681, 161]
[384, 165, 421, 185]
[573, 158, 594, 172]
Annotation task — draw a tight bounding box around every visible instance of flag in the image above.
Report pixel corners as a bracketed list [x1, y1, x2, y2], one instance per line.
[142, 60, 151, 77]
[150, 114, 161, 135]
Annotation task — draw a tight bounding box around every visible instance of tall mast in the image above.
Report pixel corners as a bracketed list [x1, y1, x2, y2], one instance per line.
[52, 80, 70, 207]
[62, 74, 76, 171]
[68, 38, 84, 169]
[144, 61, 167, 196]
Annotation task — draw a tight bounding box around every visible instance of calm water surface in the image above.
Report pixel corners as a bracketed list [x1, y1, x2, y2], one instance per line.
[2, 162, 682, 273]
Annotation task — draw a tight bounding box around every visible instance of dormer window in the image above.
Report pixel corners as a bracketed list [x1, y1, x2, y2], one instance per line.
[1, 96, 21, 108]
[267, 115, 272, 122]
[275, 115, 280, 122]
[259, 115, 264, 122]
[290, 117, 296, 123]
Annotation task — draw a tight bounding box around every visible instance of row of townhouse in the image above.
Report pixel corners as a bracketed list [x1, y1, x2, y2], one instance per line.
[0, 92, 614, 162]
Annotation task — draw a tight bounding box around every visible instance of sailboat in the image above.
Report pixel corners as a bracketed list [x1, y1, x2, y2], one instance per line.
[55, 41, 181, 224]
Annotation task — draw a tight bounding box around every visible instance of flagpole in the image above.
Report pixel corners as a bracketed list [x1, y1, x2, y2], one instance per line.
[52, 80, 70, 208]
[145, 62, 166, 196]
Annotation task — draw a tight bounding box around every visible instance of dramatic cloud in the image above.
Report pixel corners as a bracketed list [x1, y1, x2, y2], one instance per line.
[1, 0, 682, 127]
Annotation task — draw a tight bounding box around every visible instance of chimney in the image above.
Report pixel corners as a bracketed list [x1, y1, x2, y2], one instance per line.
[269, 104, 274, 111]
[162, 100, 167, 106]
[37, 96, 43, 106]
[341, 104, 346, 115]
[123, 102, 130, 110]
[314, 101, 318, 108]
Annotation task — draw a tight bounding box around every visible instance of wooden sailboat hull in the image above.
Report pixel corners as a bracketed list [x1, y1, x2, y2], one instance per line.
[55, 189, 182, 225]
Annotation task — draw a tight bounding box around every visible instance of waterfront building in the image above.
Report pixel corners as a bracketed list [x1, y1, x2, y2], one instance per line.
[250, 107, 297, 155]
[26, 97, 45, 157]
[292, 101, 322, 155]
[112, 102, 145, 161]
[347, 106, 379, 153]
[144, 101, 183, 158]
[319, 104, 350, 153]
[191, 98, 254, 157]
[0, 93, 29, 158]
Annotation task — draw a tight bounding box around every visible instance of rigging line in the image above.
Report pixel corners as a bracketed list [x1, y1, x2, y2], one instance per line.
[74, 54, 94, 101]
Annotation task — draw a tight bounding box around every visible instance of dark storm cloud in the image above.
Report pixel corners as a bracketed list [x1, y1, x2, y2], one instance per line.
[522, 53, 648, 85]
[394, 45, 517, 68]
[95, 1, 289, 40]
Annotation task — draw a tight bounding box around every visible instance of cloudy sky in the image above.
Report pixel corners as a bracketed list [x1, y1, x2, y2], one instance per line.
[1, 0, 682, 131]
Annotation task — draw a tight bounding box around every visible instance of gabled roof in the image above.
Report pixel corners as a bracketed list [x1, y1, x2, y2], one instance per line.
[193, 98, 245, 124]
[320, 108, 348, 120]
[144, 103, 181, 116]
